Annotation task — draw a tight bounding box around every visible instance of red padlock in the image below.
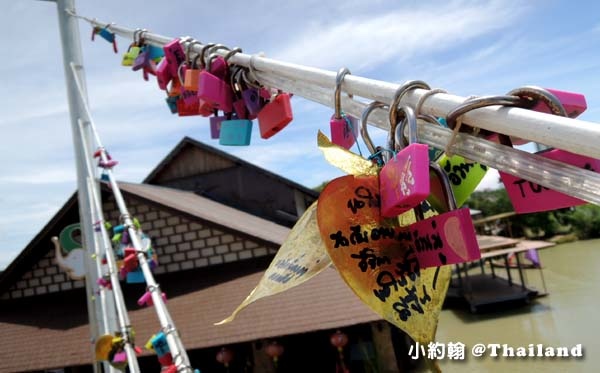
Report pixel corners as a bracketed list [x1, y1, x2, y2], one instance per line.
[257, 93, 293, 139]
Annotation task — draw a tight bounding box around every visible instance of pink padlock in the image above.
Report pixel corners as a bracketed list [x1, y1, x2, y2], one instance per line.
[380, 106, 430, 218]
[163, 38, 187, 77]
[156, 58, 172, 90]
[410, 163, 480, 269]
[137, 289, 167, 307]
[500, 149, 600, 213]
[197, 55, 233, 113]
[330, 68, 359, 149]
[490, 87, 587, 145]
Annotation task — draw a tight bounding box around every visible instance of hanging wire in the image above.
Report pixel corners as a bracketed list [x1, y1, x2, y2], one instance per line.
[70, 63, 192, 371]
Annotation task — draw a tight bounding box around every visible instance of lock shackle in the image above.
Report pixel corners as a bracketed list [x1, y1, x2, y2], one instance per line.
[429, 162, 457, 211]
[224, 47, 243, 63]
[206, 52, 228, 72]
[132, 28, 145, 45]
[241, 68, 262, 89]
[205, 44, 231, 69]
[177, 61, 186, 86]
[334, 67, 352, 119]
[360, 101, 388, 155]
[230, 66, 246, 97]
[198, 43, 216, 69]
[445, 95, 524, 131]
[388, 80, 430, 151]
[393, 105, 418, 151]
[506, 86, 567, 117]
[185, 40, 203, 67]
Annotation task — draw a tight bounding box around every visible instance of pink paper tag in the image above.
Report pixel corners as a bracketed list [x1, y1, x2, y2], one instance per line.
[500, 149, 599, 213]
[380, 144, 429, 218]
[410, 208, 480, 268]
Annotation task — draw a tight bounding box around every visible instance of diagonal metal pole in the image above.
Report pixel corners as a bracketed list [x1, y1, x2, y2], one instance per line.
[70, 62, 192, 371]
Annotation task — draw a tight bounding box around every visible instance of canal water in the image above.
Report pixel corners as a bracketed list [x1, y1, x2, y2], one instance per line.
[435, 238, 600, 372]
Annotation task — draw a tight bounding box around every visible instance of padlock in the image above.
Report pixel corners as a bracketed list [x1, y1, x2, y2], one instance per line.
[137, 290, 168, 307]
[242, 88, 262, 117]
[112, 351, 127, 364]
[147, 45, 165, 62]
[183, 53, 202, 92]
[197, 55, 233, 113]
[330, 67, 359, 149]
[158, 354, 174, 367]
[163, 38, 187, 77]
[165, 96, 178, 114]
[176, 98, 200, 116]
[132, 47, 150, 71]
[257, 92, 293, 139]
[498, 87, 595, 213]
[210, 114, 228, 139]
[427, 154, 488, 213]
[409, 162, 481, 269]
[208, 55, 228, 79]
[219, 119, 253, 146]
[126, 269, 145, 284]
[156, 58, 173, 90]
[489, 87, 587, 145]
[121, 45, 141, 67]
[500, 149, 600, 213]
[150, 332, 170, 357]
[165, 365, 177, 373]
[380, 105, 430, 218]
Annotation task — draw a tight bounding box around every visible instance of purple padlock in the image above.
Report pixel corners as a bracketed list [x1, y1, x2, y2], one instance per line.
[209, 115, 227, 139]
[132, 49, 150, 71]
[242, 88, 262, 116]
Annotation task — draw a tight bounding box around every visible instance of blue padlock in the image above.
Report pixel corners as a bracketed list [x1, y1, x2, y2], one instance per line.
[147, 45, 165, 62]
[151, 332, 170, 357]
[126, 269, 145, 284]
[219, 119, 253, 146]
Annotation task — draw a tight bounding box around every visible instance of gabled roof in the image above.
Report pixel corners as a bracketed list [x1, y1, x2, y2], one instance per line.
[117, 181, 290, 245]
[0, 265, 380, 372]
[143, 136, 319, 198]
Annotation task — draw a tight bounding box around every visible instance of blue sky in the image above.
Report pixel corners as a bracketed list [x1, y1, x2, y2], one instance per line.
[2, 0, 600, 269]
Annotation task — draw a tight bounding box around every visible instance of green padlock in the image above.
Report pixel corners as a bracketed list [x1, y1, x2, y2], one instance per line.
[121, 45, 141, 67]
[427, 154, 488, 212]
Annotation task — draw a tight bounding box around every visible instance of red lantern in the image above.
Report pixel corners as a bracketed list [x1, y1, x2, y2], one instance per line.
[216, 347, 234, 367]
[330, 330, 349, 352]
[265, 341, 284, 364]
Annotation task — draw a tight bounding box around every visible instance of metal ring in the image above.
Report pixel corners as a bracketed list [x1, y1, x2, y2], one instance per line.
[224, 47, 243, 63]
[361, 101, 388, 155]
[132, 28, 143, 45]
[415, 88, 447, 117]
[138, 29, 148, 45]
[394, 105, 418, 151]
[185, 40, 203, 66]
[204, 44, 230, 68]
[506, 86, 567, 117]
[445, 95, 525, 130]
[388, 80, 430, 152]
[198, 43, 216, 69]
[334, 67, 352, 119]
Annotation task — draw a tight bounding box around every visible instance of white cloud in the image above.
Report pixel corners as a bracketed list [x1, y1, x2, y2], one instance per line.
[273, 0, 528, 71]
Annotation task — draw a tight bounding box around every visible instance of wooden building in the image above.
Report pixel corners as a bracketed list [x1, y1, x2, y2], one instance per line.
[0, 137, 413, 372]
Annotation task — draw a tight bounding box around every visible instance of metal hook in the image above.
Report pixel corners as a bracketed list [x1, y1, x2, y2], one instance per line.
[445, 95, 525, 130]
[224, 47, 243, 63]
[388, 80, 430, 152]
[198, 43, 216, 69]
[132, 28, 142, 45]
[360, 101, 388, 155]
[334, 67, 352, 119]
[185, 40, 203, 66]
[506, 86, 566, 117]
[393, 105, 418, 151]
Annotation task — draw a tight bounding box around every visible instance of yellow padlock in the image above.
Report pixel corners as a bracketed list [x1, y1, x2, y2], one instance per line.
[121, 45, 141, 67]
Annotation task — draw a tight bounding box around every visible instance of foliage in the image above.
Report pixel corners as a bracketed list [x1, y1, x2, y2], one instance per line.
[466, 187, 600, 240]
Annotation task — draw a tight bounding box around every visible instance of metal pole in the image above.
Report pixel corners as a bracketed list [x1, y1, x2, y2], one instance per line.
[70, 63, 192, 371]
[63, 15, 600, 205]
[79, 18, 600, 160]
[55, 1, 112, 371]
[79, 119, 141, 372]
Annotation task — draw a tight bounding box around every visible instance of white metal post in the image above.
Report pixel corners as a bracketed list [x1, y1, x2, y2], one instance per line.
[55, 1, 118, 371]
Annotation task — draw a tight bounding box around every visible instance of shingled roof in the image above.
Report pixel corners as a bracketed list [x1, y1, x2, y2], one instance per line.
[0, 265, 380, 372]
